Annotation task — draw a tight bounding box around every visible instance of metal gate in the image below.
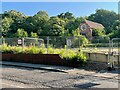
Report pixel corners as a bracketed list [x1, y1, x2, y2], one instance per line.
[108, 38, 120, 70]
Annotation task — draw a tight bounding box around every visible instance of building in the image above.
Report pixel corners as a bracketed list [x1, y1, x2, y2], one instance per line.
[79, 20, 104, 39]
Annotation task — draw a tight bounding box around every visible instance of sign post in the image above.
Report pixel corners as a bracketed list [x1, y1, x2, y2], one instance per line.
[67, 39, 71, 48]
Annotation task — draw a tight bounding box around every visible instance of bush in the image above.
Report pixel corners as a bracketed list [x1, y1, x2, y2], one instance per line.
[1, 44, 46, 54]
[77, 52, 86, 62]
[1, 44, 14, 53]
[86, 43, 109, 47]
[22, 46, 46, 54]
[57, 49, 87, 64]
[1, 44, 87, 64]
[92, 35, 109, 43]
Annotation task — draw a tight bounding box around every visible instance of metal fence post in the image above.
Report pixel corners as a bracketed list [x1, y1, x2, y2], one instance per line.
[22, 38, 24, 51]
[66, 36, 68, 60]
[78, 36, 80, 48]
[108, 38, 111, 64]
[47, 36, 49, 54]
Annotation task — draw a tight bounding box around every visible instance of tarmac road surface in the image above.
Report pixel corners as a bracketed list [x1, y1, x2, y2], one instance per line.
[0, 62, 119, 89]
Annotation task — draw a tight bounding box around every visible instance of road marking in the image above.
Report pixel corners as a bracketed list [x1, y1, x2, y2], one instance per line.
[2, 83, 25, 88]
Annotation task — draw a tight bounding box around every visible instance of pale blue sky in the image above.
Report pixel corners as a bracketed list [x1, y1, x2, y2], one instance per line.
[1, 2, 118, 17]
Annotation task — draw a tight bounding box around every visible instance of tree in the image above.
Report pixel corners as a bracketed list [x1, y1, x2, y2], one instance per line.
[65, 19, 75, 34]
[72, 28, 80, 36]
[58, 12, 75, 20]
[2, 17, 13, 36]
[64, 17, 84, 35]
[79, 35, 89, 47]
[16, 28, 28, 38]
[32, 11, 49, 36]
[37, 11, 49, 19]
[112, 20, 120, 31]
[3, 10, 26, 33]
[92, 28, 105, 36]
[47, 17, 65, 36]
[49, 24, 64, 36]
[30, 32, 38, 38]
[49, 16, 65, 27]
[22, 16, 36, 34]
[109, 20, 120, 38]
[88, 9, 118, 34]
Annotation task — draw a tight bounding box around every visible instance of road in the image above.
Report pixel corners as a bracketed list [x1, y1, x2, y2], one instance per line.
[1, 64, 119, 88]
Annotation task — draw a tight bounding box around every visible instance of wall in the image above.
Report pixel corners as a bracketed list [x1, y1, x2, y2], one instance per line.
[84, 52, 119, 65]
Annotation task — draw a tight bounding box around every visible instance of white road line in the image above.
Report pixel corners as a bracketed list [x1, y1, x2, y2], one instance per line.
[2, 83, 25, 88]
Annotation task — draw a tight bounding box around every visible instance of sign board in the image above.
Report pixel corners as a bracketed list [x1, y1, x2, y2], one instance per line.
[67, 39, 71, 47]
[18, 39, 22, 45]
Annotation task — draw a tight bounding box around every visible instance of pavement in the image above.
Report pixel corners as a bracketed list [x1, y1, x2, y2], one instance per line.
[0, 61, 119, 88]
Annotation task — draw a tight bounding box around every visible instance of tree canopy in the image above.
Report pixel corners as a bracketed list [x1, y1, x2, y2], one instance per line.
[88, 9, 118, 34]
[1, 9, 119, 39]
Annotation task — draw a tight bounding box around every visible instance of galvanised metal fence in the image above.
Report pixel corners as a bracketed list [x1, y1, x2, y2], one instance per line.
[108, 38, 120, 69]
[1, 36, 118, 54]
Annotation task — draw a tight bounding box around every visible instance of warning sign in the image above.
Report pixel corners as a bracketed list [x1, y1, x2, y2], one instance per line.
[18, 39, 22, 45]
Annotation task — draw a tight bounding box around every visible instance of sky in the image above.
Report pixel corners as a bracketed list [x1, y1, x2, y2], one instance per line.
[1, 2, 118, 17]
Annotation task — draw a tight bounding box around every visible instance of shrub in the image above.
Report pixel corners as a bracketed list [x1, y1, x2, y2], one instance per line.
[22, 46, 46, 54]
[1, 44, 46, 54]
[77, 51, 87, 64]
[47, 46, 54, 54]
[1, 44, 87, 64]
[57, 49, 87, 64]
[1, 44, 14, 53]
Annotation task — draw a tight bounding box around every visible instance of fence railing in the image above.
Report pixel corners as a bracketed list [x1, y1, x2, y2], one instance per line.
[1, 36, 119, 54]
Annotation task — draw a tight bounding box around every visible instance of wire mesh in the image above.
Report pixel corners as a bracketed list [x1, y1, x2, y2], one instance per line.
[1, 36, 111, 54]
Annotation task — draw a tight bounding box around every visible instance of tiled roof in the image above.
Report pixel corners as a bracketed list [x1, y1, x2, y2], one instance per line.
[85, 20, 104, 29]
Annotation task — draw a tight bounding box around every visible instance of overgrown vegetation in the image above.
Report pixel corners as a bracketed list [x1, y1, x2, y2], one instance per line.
[1, 44, 87, 64]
